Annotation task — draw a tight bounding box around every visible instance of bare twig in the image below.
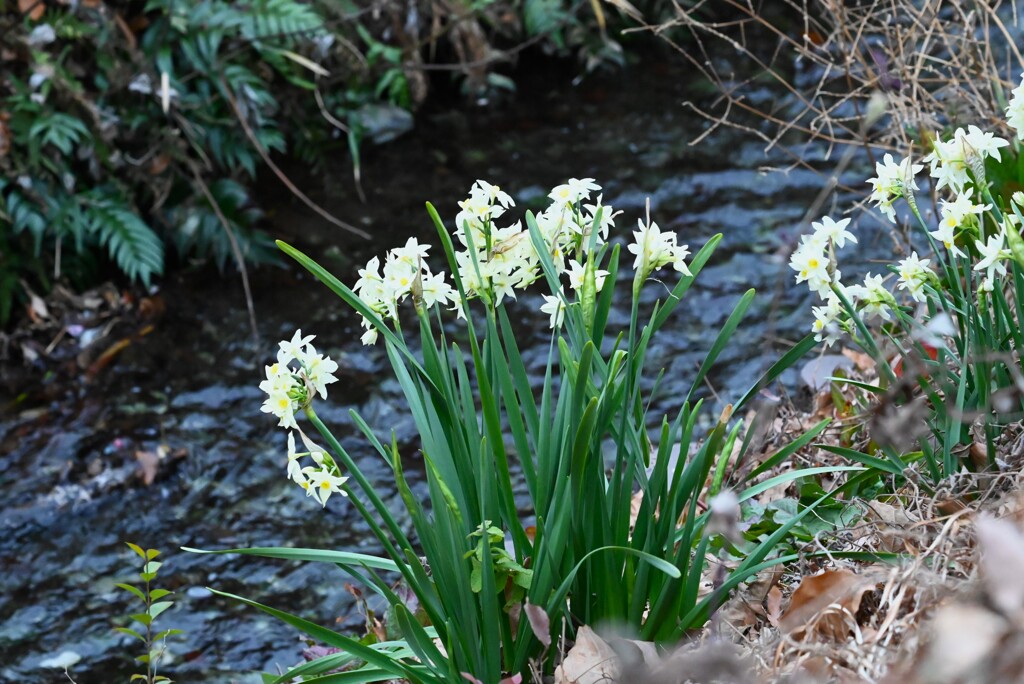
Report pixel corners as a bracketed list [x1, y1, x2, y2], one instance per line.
[189, 164, 261, 348]
[645, 0, 1023, 167]
[220, 79, 371, 240]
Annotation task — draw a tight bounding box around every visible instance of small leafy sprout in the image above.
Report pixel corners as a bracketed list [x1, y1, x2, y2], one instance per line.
[114, 543, 183, 684]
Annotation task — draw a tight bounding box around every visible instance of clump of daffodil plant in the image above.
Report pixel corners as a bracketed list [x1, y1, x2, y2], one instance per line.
[791, 75, 1024, 482]
[191, 178, 840, 683]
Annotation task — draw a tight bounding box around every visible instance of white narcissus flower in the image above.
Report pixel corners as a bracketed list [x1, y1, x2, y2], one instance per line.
[488, 269, 517, 306]
[259, 330, 339, 425]
[548, 183, 577, 206]
[354, 233, 461, 334]
[812, 216, 857, 249]
[568, 178, 601, 199]
[896, 251, 931, 303]
[924, 134, 968, 193]
[278, 329, 315, 365]
[360, 326, 379, 346]
[286, 432, 307, 486]
[960, 125, 1009, 162]
[389, 237, 430, 270]
[304, 467, 349, 507]
[419, 270, 456, 309]
[548, 178, 601, 207]
[301, 345, 339, 400]
[924, 126, 1009, 193]
[353, 256, 387, 302]
[789, 233, 832, 297]
[565, 259, 609, 292]
[939, 188, 989, 231]
[540, 294, 565, 329]
[287, 428, 332, 493]
[974, 231, 1009, 280]
[810, 294, 844, 347]
[628, 219, 691, 282]
[928, 221, 967, 259]
[866, 154, 922, 222]
[582, 195, 621, 244]
[382, 255, 419, 303]
[261, 387, 299, 430]
[260, 362, 300, 430]
[473, 179, 515, 209]
[852, 273, 894, 321]
[1008, 73, 1024, 140]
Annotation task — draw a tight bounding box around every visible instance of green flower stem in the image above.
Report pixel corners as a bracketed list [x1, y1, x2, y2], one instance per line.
[832, 283, 897, 386]
[303, 406, 442, 618]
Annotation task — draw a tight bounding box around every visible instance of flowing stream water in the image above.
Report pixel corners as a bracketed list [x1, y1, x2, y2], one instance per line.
[0, 54, 892, 682]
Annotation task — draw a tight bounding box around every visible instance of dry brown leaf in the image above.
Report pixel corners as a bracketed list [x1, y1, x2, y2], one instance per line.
[629, 489, 644, 531]
[800, 354, 854, 392]
[716, 595, 761, 632]
[554, 626, 618, 684]
[149, 153, 171, 176]
[976, 515, 1024, 618]
[28, 293, 49, 322]
[113, 12, 138, 51]
[602, 0, 644, 22]
[811, 388, 835, 419]
[913, 603, 1007, 684]
[135, 450, 160, 486]
[0, 112, 10, 159]
[842, 348, 876, 372]
[935, 497, 969, 515]
[524, 602, 550, 649]
[968, 441, 988, 471]
[863, 500, 916, 552]
[864, 500, 915, 526]
[779, 568, 878, 641]
[463, 674, 521, 684]
[19, 0, 45, 21]
[765, 585, 783, 628]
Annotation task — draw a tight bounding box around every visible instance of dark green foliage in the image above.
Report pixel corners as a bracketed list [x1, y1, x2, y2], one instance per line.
[88, 198, 164, 287]
[166, 179, 276, 271]
[0, 0, 633, 327]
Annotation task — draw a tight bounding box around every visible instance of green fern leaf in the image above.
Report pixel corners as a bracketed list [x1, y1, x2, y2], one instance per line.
[87, 200, 164, 286]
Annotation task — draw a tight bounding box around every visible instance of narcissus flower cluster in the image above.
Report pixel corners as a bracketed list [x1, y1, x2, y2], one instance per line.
[352, 178, 691, 339]
[259, 329, 348, 507]
[287, 429, 348, 507]
[795, 95, 1024, 348]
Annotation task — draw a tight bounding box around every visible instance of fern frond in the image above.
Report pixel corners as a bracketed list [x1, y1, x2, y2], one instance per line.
[86, 200, 164, 287]
[241, 0, 325, 44]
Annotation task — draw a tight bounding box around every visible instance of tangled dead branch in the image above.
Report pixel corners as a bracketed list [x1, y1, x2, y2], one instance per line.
[641, 0, 1023, 172]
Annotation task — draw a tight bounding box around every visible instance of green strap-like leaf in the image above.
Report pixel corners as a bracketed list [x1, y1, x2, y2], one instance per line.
[207, 588, 423, 682]
[546, 545, 681, 617]
[735, 333, 819, 410]
[182, 546, 402, 572]
[684, 289, 756, 406]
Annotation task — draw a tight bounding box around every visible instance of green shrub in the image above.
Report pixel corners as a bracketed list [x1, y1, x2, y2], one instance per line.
[0, 0, 641, 327]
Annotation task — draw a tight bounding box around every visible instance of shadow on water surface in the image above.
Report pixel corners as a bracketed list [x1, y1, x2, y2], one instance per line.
[0, 54, 892, 682]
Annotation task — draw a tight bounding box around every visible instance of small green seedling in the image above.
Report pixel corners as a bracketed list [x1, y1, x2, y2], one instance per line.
[114, 543, 183, 684]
